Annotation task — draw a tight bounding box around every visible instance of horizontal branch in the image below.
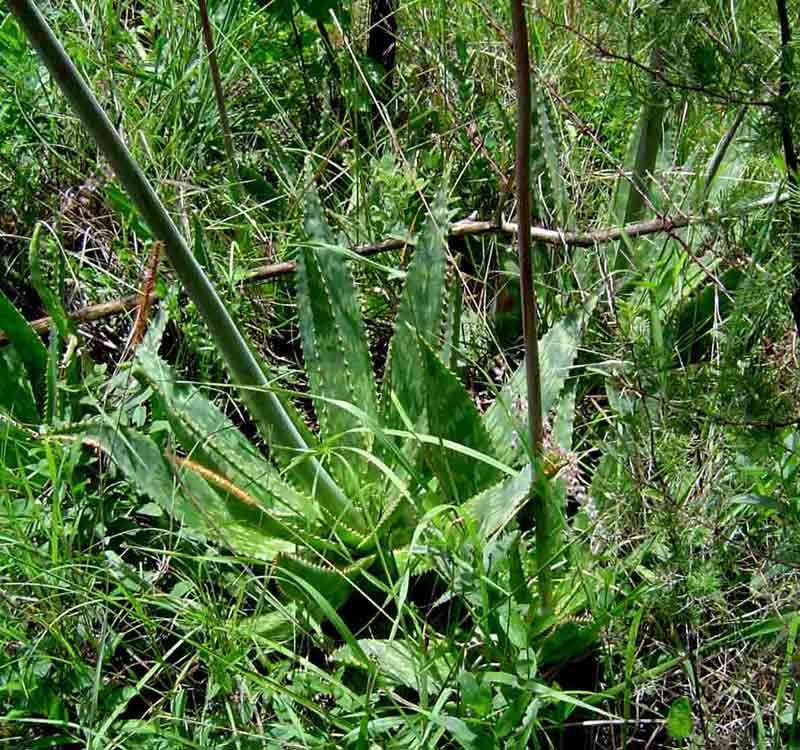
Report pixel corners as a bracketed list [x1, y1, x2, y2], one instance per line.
[0, 208, 755, 343]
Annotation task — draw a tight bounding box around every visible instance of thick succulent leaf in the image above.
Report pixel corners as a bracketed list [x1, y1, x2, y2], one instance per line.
[274, 553, 373, 615]
[610, 99, 665, 277]
[612, 101, 664, 228]
[441, 270, 463, 372]
[331, 638, 454, 692]
[132, 347, 320, 526]
[551, 382, 576, 452]
[463, 464, 533, 539]
[361, 494, 417, 553]
[29, 224, 75, 340]
[532, 89, 569, 227]
[298, 188, 378, 461]
[82, 423, 296, 560]
[0, 288, 47, 409]
[381, 189, 449, 434]
[484, 312, 580, 466]
[419, 338, 499, 501]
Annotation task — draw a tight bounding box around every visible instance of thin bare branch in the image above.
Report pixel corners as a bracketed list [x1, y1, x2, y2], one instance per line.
[5, 202, 787, 344]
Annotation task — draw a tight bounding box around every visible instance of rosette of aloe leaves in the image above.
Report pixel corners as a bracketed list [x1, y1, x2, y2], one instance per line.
[84, 184, 581, 620]
[8, 0, 580, 623]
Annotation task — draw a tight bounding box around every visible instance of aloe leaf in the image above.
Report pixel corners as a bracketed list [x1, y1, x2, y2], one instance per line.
[29, 224, 75, 339]
[612, 100, 665, 228]
[484, 312, 580, 466]
[463, 464, 532, 539]
[532, 89, 569, 227]
[8, 1, 347, 512]
[82, 423, 297, 560]
[381, 189, 449, 433]
[297, 187, 378, 474]
[551, 382, 576, 452]
[0, 286, 47, 410]
[274, 553, 373, 615]
[609, 95, 665, 278]
[132, 347, 318, 525]
[418, 337, 498, 501]
[441, 268, 463, 373]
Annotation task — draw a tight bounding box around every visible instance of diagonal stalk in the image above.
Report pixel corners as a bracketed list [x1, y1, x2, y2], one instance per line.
[7, 0, 349, 514]
[510, 0, 552, 611]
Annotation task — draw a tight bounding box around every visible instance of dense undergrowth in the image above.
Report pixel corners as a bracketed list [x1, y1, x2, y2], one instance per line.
[2, 0, 800, 747]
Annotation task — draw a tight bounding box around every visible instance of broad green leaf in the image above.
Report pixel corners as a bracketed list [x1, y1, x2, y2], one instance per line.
[460, 671, 493, 718]
[419, 337, 498, 501]
[440, 717, 478, 750]
[298, 186, 378, 483]
[81, 423, 297, 560]
[382, 189, 449, 434]
[484, 313, 580, 466]
[666, 697, 693, 739]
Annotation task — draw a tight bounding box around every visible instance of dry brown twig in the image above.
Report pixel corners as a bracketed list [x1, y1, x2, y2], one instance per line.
[1, 212, 706, 343]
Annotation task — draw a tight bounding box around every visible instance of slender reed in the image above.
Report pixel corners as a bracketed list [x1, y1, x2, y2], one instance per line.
[509, 0, 551, 610]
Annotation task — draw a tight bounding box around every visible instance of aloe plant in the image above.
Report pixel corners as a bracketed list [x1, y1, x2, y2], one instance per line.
[81, 186, 580, 616]
[9, 0, 580, 617]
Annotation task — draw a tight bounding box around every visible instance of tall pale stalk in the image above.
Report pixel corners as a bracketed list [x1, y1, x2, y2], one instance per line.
[509, 0, 552, 611]
[7, 0, 349, 514]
